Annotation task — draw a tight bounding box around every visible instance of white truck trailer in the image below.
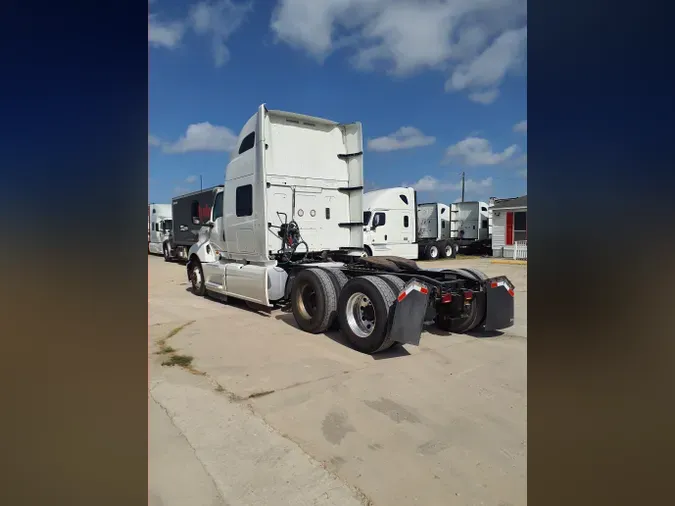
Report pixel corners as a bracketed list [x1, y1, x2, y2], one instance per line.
[148, 203, 172, 255]
[362, 187, 458, 260]
[185, 105, 515, 354]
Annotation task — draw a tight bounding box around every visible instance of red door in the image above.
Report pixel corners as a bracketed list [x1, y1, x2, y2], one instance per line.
[505, 212, 514, 245]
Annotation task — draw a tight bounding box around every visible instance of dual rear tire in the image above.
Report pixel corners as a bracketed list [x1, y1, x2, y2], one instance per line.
[425, 241, 457, 260]
[291, 269, 403, 354]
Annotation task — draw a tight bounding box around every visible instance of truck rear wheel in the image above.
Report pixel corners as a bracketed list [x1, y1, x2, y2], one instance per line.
[379, 274, 405, 294]
[426, 244, 440, 260]
[440, 241, 457, 259]
[435, 292, 486, 333]
[291, 268, 338, 334]
[337, 276, 398, 354]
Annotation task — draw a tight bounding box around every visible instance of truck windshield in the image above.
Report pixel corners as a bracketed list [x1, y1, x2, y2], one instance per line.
[363, 211, 371, 225]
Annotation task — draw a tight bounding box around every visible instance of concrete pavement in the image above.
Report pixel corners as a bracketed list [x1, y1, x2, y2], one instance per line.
[148, 255, 527, 506]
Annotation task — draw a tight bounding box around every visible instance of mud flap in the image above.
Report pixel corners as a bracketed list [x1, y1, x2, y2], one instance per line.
[481, 276, 515, 331]
[387, 280, 430, 347]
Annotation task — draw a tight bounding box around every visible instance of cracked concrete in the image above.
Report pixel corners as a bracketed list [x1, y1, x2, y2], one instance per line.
[149, 255, 527, 506]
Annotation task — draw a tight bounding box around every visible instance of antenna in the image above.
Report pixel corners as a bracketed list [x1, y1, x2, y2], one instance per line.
[200, 175, 203, 191]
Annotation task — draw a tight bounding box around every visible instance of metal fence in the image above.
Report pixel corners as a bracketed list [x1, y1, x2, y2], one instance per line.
[513, 240, 528, 260]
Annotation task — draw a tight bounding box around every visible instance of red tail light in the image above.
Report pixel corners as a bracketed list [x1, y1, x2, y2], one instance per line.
[441, 293, 452, 304]
[464, 290, 473, 300]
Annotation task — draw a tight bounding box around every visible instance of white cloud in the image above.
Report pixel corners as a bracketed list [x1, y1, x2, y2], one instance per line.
[367, 126, 435, 152]
[148, 14, 185, 49]
[163, 122, 238, 154]
[445, 26, 527, 100]
[446, 137, 517, 166]
[270, 0, 527, 101]
[148, 134, 161, 147]
[185, 175, 198, 184]
[410, 175, 493, 193]
[468, 89, 500, 105]
[513, 120, 527, 133]
[189, 0, 252, 67]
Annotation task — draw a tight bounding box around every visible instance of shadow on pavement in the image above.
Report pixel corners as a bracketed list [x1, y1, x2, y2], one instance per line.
[274, 313, 411, 359]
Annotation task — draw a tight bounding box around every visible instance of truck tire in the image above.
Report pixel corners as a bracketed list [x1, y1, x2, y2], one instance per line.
[323, 268, 348, 293]
[440, 241, 456, 259]
[322, 268, 349, 330]
[363, 245, 373, 257]
[435, 288, 486, 333]
[379, 274, 405, 295]
[457, 267, 487, 280]
[426, 244, 440, 260]
[189, 259, 206, 296]
[291, 268, 339, 334]
[337, 275, 398, 354]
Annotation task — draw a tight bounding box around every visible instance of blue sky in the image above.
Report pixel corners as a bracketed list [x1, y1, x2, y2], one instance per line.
[149, 0, 527, 204]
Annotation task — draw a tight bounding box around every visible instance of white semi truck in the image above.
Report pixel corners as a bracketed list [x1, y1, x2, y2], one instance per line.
[362, 187, 458, 260]
[451, 201, 492, 254]
[185, 105, 515, 354]
[148, 203, 172, 255]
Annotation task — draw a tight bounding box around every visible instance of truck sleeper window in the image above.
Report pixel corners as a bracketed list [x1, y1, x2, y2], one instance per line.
[236, 185, 253, 217]
[238, 132, 255, 155]
[213, 192, 223, 220]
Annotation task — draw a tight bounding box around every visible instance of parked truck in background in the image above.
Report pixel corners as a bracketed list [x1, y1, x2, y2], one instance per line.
[451, 200, 492, 255]
[362, 187, 458, 260]
[163, 186, 224, 262]
[148, 203, 172, 255]
[185, 105, 515, 354]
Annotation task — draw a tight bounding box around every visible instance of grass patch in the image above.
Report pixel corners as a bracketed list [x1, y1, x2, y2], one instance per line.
[215, 384, 225, 392]
[165, 320, 196, 340]
[161, 354, 194, 368]
[156, 345, 175, 355]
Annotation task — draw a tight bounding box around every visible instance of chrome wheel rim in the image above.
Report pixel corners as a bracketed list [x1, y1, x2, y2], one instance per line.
[345, 292, 376, 338]
[430, 246, 438, 258]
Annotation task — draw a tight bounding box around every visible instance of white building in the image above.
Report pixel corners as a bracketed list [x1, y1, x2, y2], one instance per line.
[490, 195, 527, 260]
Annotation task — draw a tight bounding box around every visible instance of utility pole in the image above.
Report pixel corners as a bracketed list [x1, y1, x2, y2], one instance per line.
[460, 171, 465, 202]
[200, 175, 203, 191]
